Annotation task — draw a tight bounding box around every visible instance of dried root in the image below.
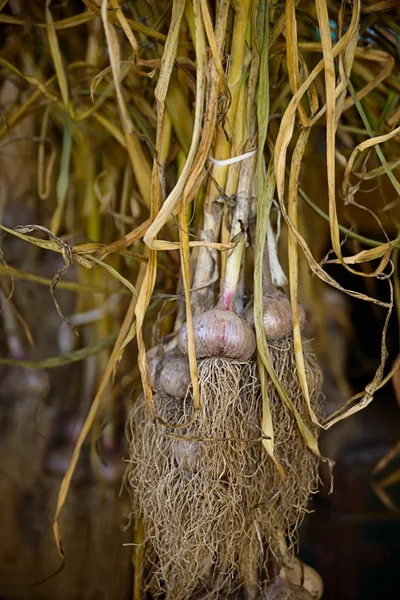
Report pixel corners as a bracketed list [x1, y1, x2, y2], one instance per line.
[128, 338, 323, 599]
[255, 338, 324, 559]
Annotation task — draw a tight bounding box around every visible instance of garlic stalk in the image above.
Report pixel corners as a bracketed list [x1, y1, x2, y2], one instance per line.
[219, 150, 257, 310]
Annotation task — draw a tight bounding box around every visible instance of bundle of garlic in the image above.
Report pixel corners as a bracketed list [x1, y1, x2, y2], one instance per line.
[127, 1, 324, 598]
[129, 162, 324, 599]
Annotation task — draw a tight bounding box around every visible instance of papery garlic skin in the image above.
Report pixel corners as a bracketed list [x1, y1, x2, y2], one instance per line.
[279, 558, 323, 600]
[266, 580, 313, 600]
[243, 291, 306, 341]
[159, 356, 191, 399]
[178, 308, 256, 360]
[147, 347, 161, 390]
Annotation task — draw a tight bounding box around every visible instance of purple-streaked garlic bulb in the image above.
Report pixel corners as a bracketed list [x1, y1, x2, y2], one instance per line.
[178, 308, 255, 360]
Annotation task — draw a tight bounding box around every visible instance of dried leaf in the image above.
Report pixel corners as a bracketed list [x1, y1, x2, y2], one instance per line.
[0, 332, 117, 368]
[136, 0, 186, 420]
[343, 125, 400, 200]
[46, 0, 70, 109]
[323, 281, 393, 428]
[101, 0, 152, 207]
[82, 0, 167, 42]
[255, 159, 321, 458]
[143, 0, 206, 247]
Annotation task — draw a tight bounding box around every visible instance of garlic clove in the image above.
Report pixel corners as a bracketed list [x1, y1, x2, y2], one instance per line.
[178, 308, 256, 360]
[159, 355, 191, 399]
[243, 291, 306, 341]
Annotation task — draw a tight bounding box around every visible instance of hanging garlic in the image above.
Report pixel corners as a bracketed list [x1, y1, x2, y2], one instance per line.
[243, 289, 306, 341]
[266, 580, 313, 600]
[280, 558, 323, 600]
[178, 307, 256, 360]
[159, 355, 191, 399]
[302, 566, 323, 600]
[147, 347, 191, 399]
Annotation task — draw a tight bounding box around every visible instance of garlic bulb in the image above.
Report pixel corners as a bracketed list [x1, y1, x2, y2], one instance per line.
[174, 440, 201, 472]
[147, 347, 190, 398]
[159, 356, 191, 399]
[178, 308, 256, 360]
[243, 291, 306, 341]
[280, 558, 323, 600]
[266, 580, 313, 600]
[302, 566, 323, 600]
